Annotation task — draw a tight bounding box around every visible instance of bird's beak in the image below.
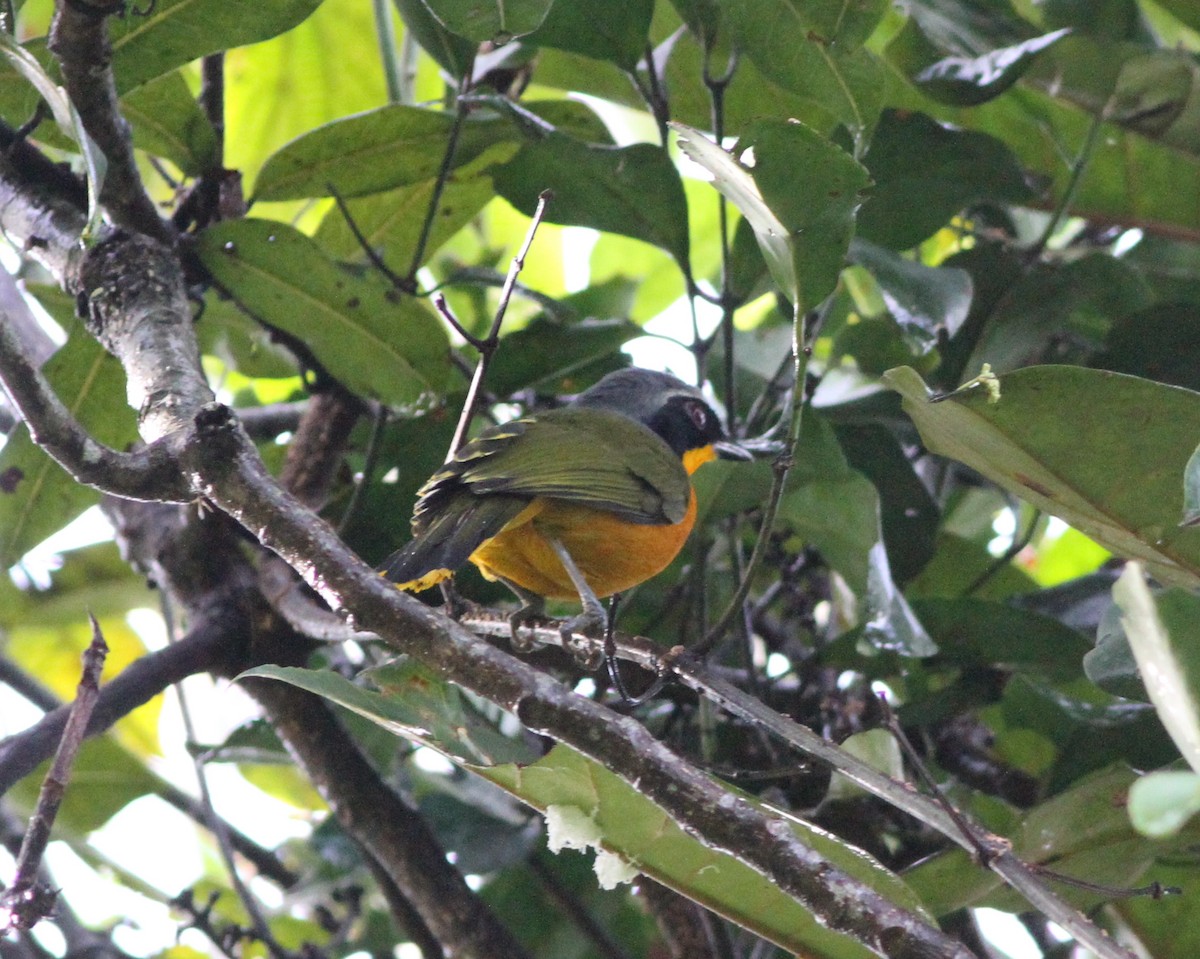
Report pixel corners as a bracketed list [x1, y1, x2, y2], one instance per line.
[714, 439, 753, 461]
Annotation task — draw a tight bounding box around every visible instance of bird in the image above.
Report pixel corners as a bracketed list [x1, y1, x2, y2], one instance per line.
[379, 367, 749, 645]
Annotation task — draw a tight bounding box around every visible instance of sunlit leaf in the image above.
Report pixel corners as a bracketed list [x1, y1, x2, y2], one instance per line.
[109, 0, 325, 91]
[524, 0, 653, 70]
[1128, 769, 1200, 837]
[196, 219, 451, 405]
[121, 71, 217, 176]
[253, 105, 513, 201]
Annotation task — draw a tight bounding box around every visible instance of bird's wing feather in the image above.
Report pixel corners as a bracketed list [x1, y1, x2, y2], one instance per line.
[421, 408, 690, 526]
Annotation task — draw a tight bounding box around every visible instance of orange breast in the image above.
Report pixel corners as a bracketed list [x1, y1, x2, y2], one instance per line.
[468, 489, 699, 600]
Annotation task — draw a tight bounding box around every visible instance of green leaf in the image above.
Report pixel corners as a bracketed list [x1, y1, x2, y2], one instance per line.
[418, 0, 554, 42]
[849, 238, 973, 347]
[674, 120, 870, 312]
[1156, 0, 1200, 32]
[493, 135, 690, 265]
[884, 366, 1200, 590]
[524, 0, 653, 70]
[1113, 563, 1200, 773]
[314, 145, 506, 274]
[836, 423, 941, 582]
[223, 0, 397, 188]
[1128, 769, 1200, 837]
[913, 28, 1071, 106]
[196, 293, 301, 380]
[912, 598, 1092, 671]
[253, 105, 514, 202]
[393, 0, 477, 76]
[486, 317, 642, 396]
[121, 71, 217, 176]
[966, 254, 1152, 375]
[196, 219, 451, 405]
[0, 323, 136, 566]
[1097, 303, 1200, 396]
[1085, 603, 1147, 700]
[726, 5, 888, 135]
[108, 0, 325, 92]
[244, 663, 929, 959]
[858, 109, 1033, 250]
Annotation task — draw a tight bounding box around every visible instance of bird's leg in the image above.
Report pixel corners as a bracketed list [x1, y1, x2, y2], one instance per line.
[498, 577, 545, 652]
[546, 537, 606, 669]
[438, 578, 467, 619]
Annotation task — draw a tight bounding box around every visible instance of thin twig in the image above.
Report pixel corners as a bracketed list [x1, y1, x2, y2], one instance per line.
[1028, 106, 1106, 260]
[636, 42, 670, 147]
[338, 401, 390, 535]
[406, 60, 476, 284]
[703, 45, 738, 425]
[1, 616, 107, 933]
[446, 190, 553, 457]
[328, 183, 413, 292]
[433, 293, 485, 350]
[698, 307, 810, 653]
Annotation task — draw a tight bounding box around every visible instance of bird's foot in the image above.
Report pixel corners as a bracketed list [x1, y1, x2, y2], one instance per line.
[507, 605, 544, 653]
[559, 602, 606, 671]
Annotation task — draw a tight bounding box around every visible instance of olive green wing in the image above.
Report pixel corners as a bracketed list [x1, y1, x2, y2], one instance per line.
[429, 407, 690, 526]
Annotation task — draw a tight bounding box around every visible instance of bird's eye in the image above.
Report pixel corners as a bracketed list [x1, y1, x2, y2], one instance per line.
[685, 401, 708, 430]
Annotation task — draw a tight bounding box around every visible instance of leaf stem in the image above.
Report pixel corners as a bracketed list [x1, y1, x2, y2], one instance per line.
[406, 58, 476, 284]
[372, 0, 403, 104]
[1029, 106, 1106, 259]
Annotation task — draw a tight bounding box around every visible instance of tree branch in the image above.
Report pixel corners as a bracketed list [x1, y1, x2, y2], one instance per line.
[0, 264, 190, 500]
[178, 403, 979, 959]
[0, 613, 233, 796]
[46, 0, 174, 244]
[1, 620, 106, 932]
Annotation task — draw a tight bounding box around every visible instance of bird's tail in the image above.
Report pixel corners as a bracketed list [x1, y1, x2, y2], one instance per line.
[378, 494, 528, 591]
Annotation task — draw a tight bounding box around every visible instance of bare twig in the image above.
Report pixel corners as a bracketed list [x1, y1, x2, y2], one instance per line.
[0, 612, 234, 796]
[446, 189, 552, 457]
[1, 617, 107, 933]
